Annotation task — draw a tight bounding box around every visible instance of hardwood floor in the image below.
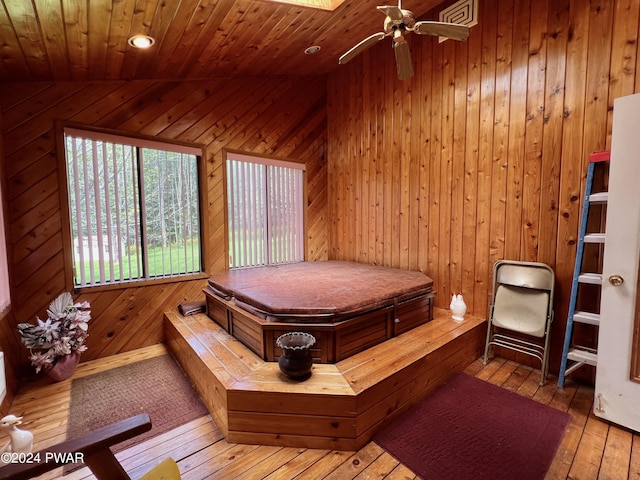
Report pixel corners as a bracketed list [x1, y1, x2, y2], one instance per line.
[4, 344, 640, 479]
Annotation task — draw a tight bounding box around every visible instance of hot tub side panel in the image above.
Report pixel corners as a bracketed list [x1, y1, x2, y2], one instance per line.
[204, 286, 433, 363]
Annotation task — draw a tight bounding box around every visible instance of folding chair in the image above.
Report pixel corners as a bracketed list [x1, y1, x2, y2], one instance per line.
[483, 260, 555, 385]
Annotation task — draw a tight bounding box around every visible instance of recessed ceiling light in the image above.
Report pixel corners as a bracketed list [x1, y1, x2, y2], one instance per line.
[128, 35, 155, 49]
[304, 45, 321, 55]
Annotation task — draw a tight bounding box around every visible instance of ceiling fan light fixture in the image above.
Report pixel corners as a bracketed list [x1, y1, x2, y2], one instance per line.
[128, 35, 155, 49]
[304, 45, 321, 55]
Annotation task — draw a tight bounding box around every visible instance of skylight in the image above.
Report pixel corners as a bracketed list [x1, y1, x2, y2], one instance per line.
[266, 0, 345, 11]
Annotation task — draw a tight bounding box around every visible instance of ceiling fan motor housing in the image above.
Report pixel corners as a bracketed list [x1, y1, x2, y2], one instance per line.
[383, 9, 416, 33]
[338, 1, 470, 80]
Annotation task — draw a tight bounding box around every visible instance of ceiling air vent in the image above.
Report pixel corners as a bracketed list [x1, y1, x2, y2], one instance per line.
[439, 0, 478, 43]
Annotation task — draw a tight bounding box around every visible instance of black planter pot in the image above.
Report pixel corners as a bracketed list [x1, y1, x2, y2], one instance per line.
[276, 332, 316, 380]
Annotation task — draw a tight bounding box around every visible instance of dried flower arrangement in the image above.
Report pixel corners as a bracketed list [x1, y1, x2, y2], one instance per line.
[17, 292, 91, 373]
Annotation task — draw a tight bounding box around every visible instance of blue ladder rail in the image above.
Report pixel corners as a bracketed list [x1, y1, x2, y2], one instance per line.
[557, 151, 609, 387]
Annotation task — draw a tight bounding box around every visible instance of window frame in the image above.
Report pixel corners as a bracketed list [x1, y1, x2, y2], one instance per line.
[0, 166, 10, 318]
[224, 150, 307, 270]
[58, 123, 209, 292]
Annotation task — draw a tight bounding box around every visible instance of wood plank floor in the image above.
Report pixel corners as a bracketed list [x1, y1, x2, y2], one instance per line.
[4, 343, 640, 479]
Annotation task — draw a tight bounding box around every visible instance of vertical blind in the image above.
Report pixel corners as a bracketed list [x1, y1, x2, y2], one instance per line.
[227, 154, 305, 269]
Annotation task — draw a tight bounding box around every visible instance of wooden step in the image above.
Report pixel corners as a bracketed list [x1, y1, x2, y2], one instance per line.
[165, 308, 486, 450]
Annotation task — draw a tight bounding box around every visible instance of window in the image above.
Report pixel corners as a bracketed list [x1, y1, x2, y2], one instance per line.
[226, 153, 305, 269]
[64, 128, 202, 287]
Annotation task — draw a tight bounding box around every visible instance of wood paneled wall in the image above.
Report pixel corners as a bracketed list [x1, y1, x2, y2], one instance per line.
[327, 0, 640, 371]
[0, 77, 328, 375]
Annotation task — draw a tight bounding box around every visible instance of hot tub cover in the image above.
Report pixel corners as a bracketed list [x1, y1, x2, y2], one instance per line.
[207, 260, 433, 320]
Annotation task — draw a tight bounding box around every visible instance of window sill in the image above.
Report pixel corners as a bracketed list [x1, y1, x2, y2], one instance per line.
[0, 305, 10, 323]
[73, 272, 210, 294]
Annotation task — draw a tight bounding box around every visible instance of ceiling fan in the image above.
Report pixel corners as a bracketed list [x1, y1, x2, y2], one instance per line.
[338, 0, 470, 80]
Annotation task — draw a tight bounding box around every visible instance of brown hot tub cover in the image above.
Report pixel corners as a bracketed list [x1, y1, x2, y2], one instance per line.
[207, 260, 433, 322]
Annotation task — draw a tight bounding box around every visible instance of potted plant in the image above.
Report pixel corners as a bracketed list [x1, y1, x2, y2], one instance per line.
[17, 292, 91, 381]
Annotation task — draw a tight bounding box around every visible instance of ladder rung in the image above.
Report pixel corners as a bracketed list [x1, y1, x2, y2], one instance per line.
[578, 273, 602, 285]
[567, 348, 598, 366]
[583, 233, 605, 244]
[573, 311, 600, 326]
[589, 192, 608, 203]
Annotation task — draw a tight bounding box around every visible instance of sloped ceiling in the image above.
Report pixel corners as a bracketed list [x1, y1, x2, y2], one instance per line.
[0, 0, 445, 82]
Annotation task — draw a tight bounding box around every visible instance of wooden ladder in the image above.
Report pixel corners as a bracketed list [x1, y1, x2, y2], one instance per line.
[558, 151, 610, 388]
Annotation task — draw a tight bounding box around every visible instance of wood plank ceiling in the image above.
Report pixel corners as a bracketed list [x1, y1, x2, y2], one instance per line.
[0, 0, 445, 82]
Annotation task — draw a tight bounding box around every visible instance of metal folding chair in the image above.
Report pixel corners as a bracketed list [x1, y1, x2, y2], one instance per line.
[483, 260, 555, 385]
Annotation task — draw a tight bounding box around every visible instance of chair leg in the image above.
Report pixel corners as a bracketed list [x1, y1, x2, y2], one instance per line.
[539, 327, 552, 386]
[539, 361, 547, 386]
[483, 321, 493, 365]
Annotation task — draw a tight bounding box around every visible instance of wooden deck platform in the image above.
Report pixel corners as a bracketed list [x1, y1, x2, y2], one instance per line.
[165, 308, 486, 451]
[6, 343, 638, 479]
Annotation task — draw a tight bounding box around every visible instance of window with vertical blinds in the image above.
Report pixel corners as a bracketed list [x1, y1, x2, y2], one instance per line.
[64, 128, 202, 287]
[226, 153, 305, 269]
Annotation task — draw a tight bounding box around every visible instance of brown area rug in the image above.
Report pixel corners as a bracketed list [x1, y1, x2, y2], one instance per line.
[67, 354, 207, 454]
[374, 372, 571, 480]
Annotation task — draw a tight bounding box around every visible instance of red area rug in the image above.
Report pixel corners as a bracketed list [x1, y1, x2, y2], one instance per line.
[67, 354, 207, 452]
[374, 372, 571, 480]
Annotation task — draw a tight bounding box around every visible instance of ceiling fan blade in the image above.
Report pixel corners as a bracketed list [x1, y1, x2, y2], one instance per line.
[412, 21, 470, 41]
[338, 32, 386, 64]
[377, 5, 404, 22]
[393, 36, 414, 80]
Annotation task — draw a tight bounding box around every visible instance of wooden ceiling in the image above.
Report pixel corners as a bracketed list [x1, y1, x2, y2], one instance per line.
[0, 0, 445, 83]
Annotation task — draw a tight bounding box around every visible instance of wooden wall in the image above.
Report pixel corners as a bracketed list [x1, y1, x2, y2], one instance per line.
[0, 77, 328, 375]
[326, 0, 640, 372]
